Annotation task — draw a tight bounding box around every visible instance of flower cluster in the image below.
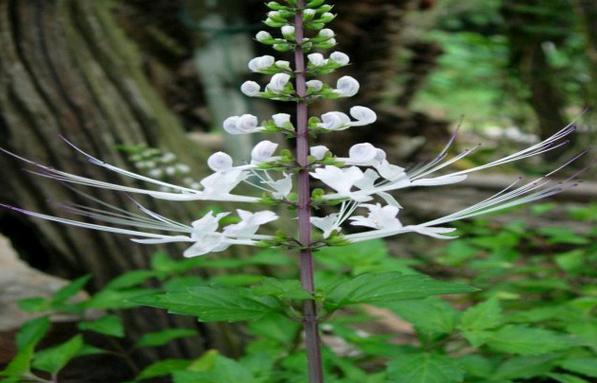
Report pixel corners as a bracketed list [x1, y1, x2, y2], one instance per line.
[0, 0, 582, 259]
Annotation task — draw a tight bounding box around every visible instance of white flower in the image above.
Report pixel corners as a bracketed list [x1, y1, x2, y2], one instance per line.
[241, 81, 261, 97]
[353, 169, 380, 190]
[222, 114, 261, 134]
[304, 9, 316, 17]
[272, 113, 291, 128]
[375, 160, 408, 182]
[310, 166, 364, 194]
[330, 51, 350, 65]
[348, 143, 379, 164]
[256, 31, 273, 42]
[148, 169, 163, 178]
[321, 111, 351, 130]
[267, 73, 291, 93]
[349, 106, 377, 126]
[311, 213, 341, 239]
[308, 53, 326, 66]
[306, 80, 323, 91]
[207, 152, 234, 172]
[336, 76, 360, 97]
[251, 140, 279, 164]
[268, 174, 293, 199]
[281, 25, 295, 37]
[310, 145, 329, 160]
[319, 28, 335, 38]
[276, 60, 291, 70]
[223, 209, 278, 237]
[248, 55, 275, 72]
[200, 169, 248, 195]
[349, 203, 402, 230]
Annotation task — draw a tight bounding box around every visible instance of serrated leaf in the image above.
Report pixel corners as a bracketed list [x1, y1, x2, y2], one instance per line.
[493, 354, 559, 380]
[459, 298, 502, 331]
[558, 358, 597, 378]
[385, 297, 458, 336]
[85, 288, 158, 310]
[51, 275, 91, 306]
[133, 287, 282, 322]
[323, 272, 476, 310]
[136, 359, 191, 380]
[486, 325, 576, 355]
[79, 315, 124, 338]
[104, 270, 157, 290]
[173, 350, 257, 383]
[456, 355, 494, 379]
[135, 329, 197, 348]
[32, 335, 84, 375]
[387, 353, 464, 383]
[252, 278, 311, 300]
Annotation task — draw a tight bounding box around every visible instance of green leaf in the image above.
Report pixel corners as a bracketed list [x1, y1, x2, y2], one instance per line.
[493, 354, 559, 380]
[386, 353, 464, 383]
[459, 298, 502, 331]
[538, 227, 590, 245]
[558, 358, 597, 378]
[456, 355, 494, 379]
[79, 315, 124, 338]
[16, 317, 50, 349]
[85, 288, 158, 309]
[0, 317, 50, 378]
[135, 329, 198, 348]
[136, 359, 191, 380]
[133, 287, 281, 322]
[486, 325, 576, 355]
[173, 350, 256, 383]
[547, 373, 590, 383]
[323, 272, 476, 311]
[32, 335, 84, 375]
[51, 275, 91, 305]
[385, 297, 458, 337]
[104, 270, 157, 290]
[17, 297, 50, 313]
[252, 278, 311, 300]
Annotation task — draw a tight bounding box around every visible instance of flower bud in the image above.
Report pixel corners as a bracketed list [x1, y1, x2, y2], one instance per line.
[320, 12, 335, 23]
[241, 81, 261, 97]
[350, 106, 377, 125]
[237, 114, 259, 132]
[306, 80, 323, 92]
[248, 55, 275, 72]
[256, 31, 273, 43]
[307, 0, 326, 7]
[336, 76, 360, 97]
[273, 43, 291, 52]
[308, 53, 326, 66]
[275, 60, 291, 70]
[319, 28, 335, 38]
[330, 51, 350, 66]
[267, 73, 291, 93]
[310, 145, 329, 160]
[321, 111, 350, 130]
[303, 9, 316, 21]
[208, 152, 234, 172]
[251, 140, 279, 164]
[223, 116, 240, 134]
[349, 143, 378, 164]
[281, 25, 295, 39]
[272, 113, 291, 127]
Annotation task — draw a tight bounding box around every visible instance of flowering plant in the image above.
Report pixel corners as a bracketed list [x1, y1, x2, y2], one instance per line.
[0, 0, 584, 382]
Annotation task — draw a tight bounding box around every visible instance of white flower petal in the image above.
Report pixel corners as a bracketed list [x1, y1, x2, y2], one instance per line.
[308, 53, 326, 66]
[310, 145, 329, 160]
[349, 106, 377, 126]
[306, 80, 323, 91]
[348, 143, 379, 164]
[241, 81, 261, 96]
[330, 51, 350, 65]
[321, 111, 351, 130]
[267, 73, 291, 93]
[336, 76, 360, 97]
[272, 113, 292, 128]
[207, 152, 233, 172]
[251, 140, 279, 164]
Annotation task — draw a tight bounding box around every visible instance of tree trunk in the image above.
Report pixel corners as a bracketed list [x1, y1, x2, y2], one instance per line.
[0, 0, 234, 365]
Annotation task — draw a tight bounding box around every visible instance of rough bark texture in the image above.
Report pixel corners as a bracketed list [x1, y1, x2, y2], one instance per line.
[0, 0, 235, 365]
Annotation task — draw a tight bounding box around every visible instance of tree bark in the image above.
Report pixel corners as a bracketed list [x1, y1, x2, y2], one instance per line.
[0, 0, 232, 364]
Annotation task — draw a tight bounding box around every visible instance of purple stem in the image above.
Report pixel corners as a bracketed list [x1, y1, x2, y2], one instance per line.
[294, 1, 324, 382]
